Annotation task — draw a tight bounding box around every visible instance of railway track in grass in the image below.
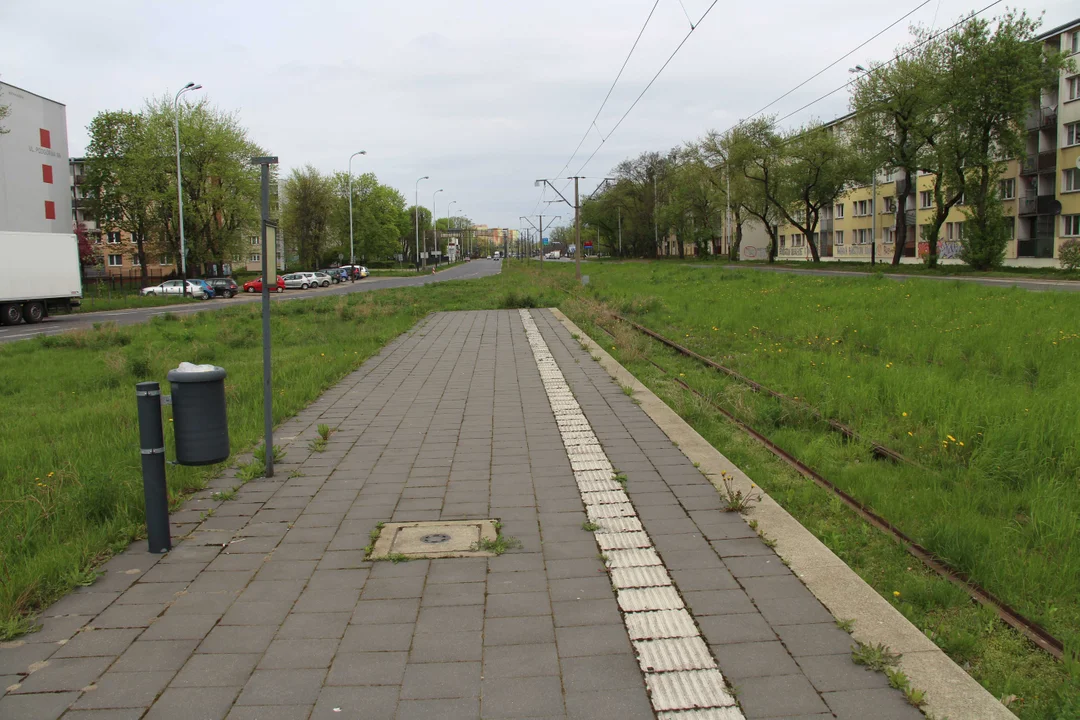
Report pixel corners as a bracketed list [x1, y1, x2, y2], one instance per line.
[583, 310, 1064, 661]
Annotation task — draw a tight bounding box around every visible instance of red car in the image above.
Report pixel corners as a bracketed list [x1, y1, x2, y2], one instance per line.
[243, 276, 285, 293]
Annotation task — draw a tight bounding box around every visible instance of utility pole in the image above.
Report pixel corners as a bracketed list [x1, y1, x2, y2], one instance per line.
[574, 176, 582, 281]
[725, 163, 731, 258]
[618, 207, 622, 258]
[653, 171, 659, 254]
[871, 170, 877, 266]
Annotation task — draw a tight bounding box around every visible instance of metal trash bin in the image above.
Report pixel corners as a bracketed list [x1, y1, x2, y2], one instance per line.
[167, 363, 230, 465]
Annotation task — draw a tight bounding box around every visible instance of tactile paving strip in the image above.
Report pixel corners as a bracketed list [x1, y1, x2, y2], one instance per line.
[519, 309, 743, 718]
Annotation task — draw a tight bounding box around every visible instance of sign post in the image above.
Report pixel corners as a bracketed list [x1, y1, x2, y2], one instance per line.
[250, 156, 278, 477]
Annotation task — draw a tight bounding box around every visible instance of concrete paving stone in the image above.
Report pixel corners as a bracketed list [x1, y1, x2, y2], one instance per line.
[483, 616, 555, 646]
[325, 535, 370, 553]
[171, 653, 260, 687]
[0, 644, 56, 678]
[399, 660, 480, 700]
[550, 598, 622, 628]
[0, 691, 78, 719]
[740, 575, 817, 602]
[486, 553, 545, 573]
[219, 601, 294, 627]
[141, 613, 219, 642]
[270, 543, 327, 561]
[10, 656, 113, 693]
[70, 670, 174, 709]
[166, 591, 239, 616]
[238, 579, 306, 604]
[482, 642, 560, 678]
[361, 577, 426, 600]
[486, 571, 550, 594]
[485, 592, 552, 617]
[280, 528, 337, 545]
[111, 639, 200, 672]
[59, 710, 144, 720]
[53, 628, 140, 659]
[236, 668, 326, 706]
[205, 554, 267, 573]
[425, 559, 489, 584]
[42, 591, 120, 619]
[338, 623, 414, 652]
[114, 582, 188, 605]
[724, 555, 792, 578]
[662, 550, 728, 572]
[368, 560, 430, 579]
[196, 625, 276, 654]
[326, 651, 408, 686]
[413, 605, 484, 635]
[306, 569, 369, 591]
[292, 513, 348, 529]
[696, 611, 779, 646]
[634, 504, 688, 521]
[775, 623, 857, 657]
[565, 688, 655, 720]
[555, 625, 633, 658]
[541, 540, 601, 562]
[755, 596, 837, 627]
[254, 560, 318, 581]
[186, 570, 258, 593]
[17, 615, 88, 645]
[395, 697, 479, 720]
[666, 568, 740, 592]
[419, 582, 486, 608]
[276, 612, 350, 640]
[136, 563, 210, 584]
[143, 686, 239, 720]
[650, 533, 713, 553]
[737, 674, 831, 718]
[309, 685, 398, 720]
[543, 558, 608, 582]
[796, 653, 891, 692]
[560, 654, 645, 693]
[682, 589, 757, 616]
[258, 638, 339, 669]
[548, 577, 615, 603]
[351, 599, 421, 626]
[711, 538, 780, 558]
[481, 675, 565, 718]
[408, 631, 482, 663]
[293, 587, 361, 613]
[823, 687, 925, 720]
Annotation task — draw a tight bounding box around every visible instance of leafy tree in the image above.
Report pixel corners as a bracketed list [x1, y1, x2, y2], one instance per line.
[405, 206, 433, 263]
[281, 165, 336, 269]
[74, 223, 96, 268]
[330, 171, 408, 264]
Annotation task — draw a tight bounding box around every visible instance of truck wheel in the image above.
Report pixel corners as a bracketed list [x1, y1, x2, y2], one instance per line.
[1, 303, 23, 326]
[22, 301, 45, 324]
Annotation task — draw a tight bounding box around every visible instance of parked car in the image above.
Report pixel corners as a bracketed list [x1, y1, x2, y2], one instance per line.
[282, 272, 319, 289]
[338, 265, 369, 279]
[242, 276, 285, 293]
[140, 280, 208, 299]
[189, 280, 215, 298]
[319, 268, 346, 284]
[206, 278, 239, 298]
[311, 271, 333, 287]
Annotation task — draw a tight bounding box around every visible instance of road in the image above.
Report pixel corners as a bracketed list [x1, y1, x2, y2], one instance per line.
[0, 260, 503, 345]
[720, 263, 1080, 293]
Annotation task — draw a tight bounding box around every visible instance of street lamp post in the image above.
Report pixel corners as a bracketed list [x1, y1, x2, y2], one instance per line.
[414, 176, 428, 271]
[173, 82, 202, 295]
[428, 188, 443, 269]
[347, 150, 367, 278]
[446, 200, 457, 262]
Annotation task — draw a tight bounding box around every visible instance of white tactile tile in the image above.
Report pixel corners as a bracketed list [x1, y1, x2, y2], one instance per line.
[636, 637, 717, 672]
[518, 310, 744, 720]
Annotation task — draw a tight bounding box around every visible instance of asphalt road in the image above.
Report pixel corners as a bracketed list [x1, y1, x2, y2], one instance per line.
[720, 263, 1080, 293]
[0, 260, 503, 345]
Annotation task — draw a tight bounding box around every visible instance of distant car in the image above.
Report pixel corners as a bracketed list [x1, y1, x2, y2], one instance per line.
[311, 271, 333, 287]
[206, 277, 239, 298]
[319, 268, 345, 284]
[242, 276, 285, 293]
[283, 272, 319, 289]
[338, 265, 369, 279]
[140, 280, 208, 299]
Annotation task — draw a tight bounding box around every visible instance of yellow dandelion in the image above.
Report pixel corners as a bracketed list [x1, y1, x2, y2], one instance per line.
[893, 591, 901, 598]
[947, 435, 956, 442]
[958, 441, 964, 447]
[47, 472, 54, 477]
[902, 412, 907, 417]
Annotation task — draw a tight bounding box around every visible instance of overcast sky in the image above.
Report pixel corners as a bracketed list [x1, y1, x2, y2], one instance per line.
[2, 0, 1075, 231]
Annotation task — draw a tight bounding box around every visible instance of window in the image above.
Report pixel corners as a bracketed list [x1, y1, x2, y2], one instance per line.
[107, 231, 120, 244]
[946, 222, 964, 241]
[919, 191, 932, 209]
[1068, 122, 1080, 147]
[250, 237, 260, 246]
[159, 255, 173, 265]
[1069, 76, 1080, 101]
[779, 235, 786, 248]
[835, 230, 844, 246]
[999, 178, 1016, 199]
[131, 233, 142, 245]
[1070, 30, 1080, 54]
[1065, 215, 1080, 237]
[250, 254, 261, 263]
[883, 196, 896, 213]
[107, 254, 123, 267]
[835, 203, 844, 218]
[1064, 168, 1080, 192]
[131, 255, 141, 267]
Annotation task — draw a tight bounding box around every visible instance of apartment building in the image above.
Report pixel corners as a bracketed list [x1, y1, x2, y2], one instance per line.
[751, 17, 1080, 266]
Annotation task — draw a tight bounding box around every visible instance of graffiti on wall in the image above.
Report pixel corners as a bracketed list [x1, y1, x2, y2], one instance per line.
[917, 241, 962, 259]
[834, 245, 872, 257]
[778, 247, 808, 257]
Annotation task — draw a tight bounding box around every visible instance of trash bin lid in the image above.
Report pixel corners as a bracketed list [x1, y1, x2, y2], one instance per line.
[167, 362, 227, 383]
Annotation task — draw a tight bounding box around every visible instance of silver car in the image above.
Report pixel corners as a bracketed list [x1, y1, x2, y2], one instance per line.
[311, 271, 333, 287]
[282, 272, 318, 289]
[140, 280, 208, 299]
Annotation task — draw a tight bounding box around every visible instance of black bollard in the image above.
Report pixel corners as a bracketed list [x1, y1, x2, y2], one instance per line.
[136, 381, 172, 553]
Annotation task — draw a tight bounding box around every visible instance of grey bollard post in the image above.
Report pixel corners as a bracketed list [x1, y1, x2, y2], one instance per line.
[136, 381, 172, 553]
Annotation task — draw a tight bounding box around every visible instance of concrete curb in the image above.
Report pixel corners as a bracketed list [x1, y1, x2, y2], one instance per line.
[550, 307, 1015, 720]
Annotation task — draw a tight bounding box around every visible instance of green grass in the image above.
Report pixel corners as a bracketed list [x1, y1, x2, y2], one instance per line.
[0, 266, 566, 640]
[549, 261, 1080, 718]
[75, 292, 203, 313]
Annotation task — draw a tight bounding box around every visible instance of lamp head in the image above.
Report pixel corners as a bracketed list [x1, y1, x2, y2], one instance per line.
[191, 84, 203, 90]
[184, 82, 195, 89]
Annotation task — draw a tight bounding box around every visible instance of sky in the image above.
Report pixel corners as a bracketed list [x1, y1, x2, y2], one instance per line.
[2, 0, 1076, 232]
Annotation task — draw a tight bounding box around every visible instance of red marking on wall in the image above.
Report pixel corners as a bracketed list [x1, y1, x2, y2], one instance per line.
[39, 129, 52, 149]
[42, 164, 53, 184]
[45, 200, 56, 220]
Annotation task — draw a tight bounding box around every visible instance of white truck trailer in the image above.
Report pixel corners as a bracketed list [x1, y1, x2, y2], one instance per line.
[0, 82, 81, 324]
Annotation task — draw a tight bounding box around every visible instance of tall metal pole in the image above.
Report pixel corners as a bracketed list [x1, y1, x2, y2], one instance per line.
[446, 200, 457, 261]
[173, 83, 201, 295]
[653, 172, 659, 254]
[348, 150, 366, 269]
[618, 207, 622, 257]
[871, 170, 878, 266]
[725, 163, 731, 257]
[414, 176, 427, 271]
[251, 156, 278, 478]
[429, 188, 443, 269]
[574, 177, 582, 281]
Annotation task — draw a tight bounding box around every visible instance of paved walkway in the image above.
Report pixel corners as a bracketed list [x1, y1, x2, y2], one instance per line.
[0, 309, 922, 719]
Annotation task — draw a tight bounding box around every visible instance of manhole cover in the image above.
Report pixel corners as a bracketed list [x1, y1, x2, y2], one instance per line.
[368, 520, 501, 559]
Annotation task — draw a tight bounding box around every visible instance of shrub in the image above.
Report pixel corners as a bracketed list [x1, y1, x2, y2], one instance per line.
[1059, 239, 1080, 271]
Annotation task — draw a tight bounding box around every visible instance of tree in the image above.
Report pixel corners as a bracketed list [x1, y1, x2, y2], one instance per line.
[943, 11, 1070, 269]
[851, 41, 940, 265]
[281, 166, 336, 269]
[331, 171, 408, 264]
[405, 206, 432, 263]
[74, 223, 95, 269]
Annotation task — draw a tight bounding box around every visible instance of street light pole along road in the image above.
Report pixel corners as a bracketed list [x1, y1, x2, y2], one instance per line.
[173, 82, 202, 295]
[347, 150, 367, 273]
[414, 176, 428, 271]
[446, 200, 457, 261]
[429, 188, 443, 269]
